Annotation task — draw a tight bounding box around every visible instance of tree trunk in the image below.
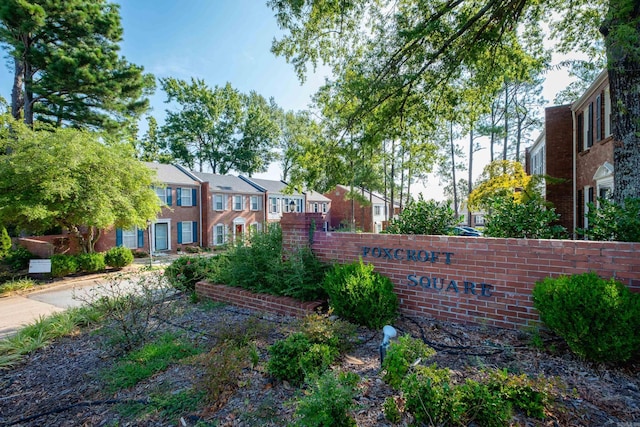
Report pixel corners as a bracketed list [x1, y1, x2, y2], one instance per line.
[24, 60, 34, 127]
[503, 82, 509, 161]
[11, 58, 24, 120]
[603, 2, 640, 204]
[450, 121, 458, 218]
[468, 127, 474, 227]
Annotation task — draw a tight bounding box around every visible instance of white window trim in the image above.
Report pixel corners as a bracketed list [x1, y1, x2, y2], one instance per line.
[122, 227, 138, 249]
[213, 194, 227, 211]
[233, 195, 244, 211]
[250, 196, 261, 211]
[181, 221, 194, 244]
[155, 187, 167, 205]
[213, 223, 227, 246]
[180, 188, 193, 207]
[151, 219, 171, 253]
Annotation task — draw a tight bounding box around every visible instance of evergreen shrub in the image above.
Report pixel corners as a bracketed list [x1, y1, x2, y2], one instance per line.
[164, 256, 214, 292]
[104, 246, 134, 268]
[51, 254, 78, 278]
[76, 252, 105, 273]
[323, 258, 398, 329]
[532, 272, 640, 362]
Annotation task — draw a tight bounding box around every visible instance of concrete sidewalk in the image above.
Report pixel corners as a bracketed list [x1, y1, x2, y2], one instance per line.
[0, 255, 179, 339]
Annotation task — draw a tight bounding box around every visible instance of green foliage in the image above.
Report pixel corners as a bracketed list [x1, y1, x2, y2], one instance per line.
[580, 197, 640, 242]
[485, 369, 551, 419]
[323, 258, 398, 329]
[103, 333, 200, 392]
[469, 161, 538, 211]
[199, 342, 250, 405]
[385, 195, 458, 235]
[0, 278, 37, 295]
[160, 78, 280, 174]
[0, 0, 153, 129]
[382, 334, 436, 389]
[532, 272, 640, 362]
[267, 333, 313, 386]
[215, 225, 327, 301]
[457, 379, 513, 426]
[165, 255, 215, 292]
[50, 254, 78, 278]
[104, 246, 134, 268]
[1, 246, 34, 271]
[382, 397, 402, 424]
[0, 305, 103, 369]
[402, 364, 463, 425]
[0, 125, 161, 252]
[483, 196, 567, 239]
[0, 225, 10, 258]
[267, 314, 351, 385]
[77, 272, 176, 352]
[76, 252, 106, 273]
[291, 371, 359, 427]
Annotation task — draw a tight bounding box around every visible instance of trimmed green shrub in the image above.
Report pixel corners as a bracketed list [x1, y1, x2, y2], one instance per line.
[382, 334, 436, 389]
[51, 254, 78, 278]
[1, 246, 34, 272]
[267, 333, 312, 386]
[291, 371, 359, 427]
[532, 272, 640, 362]
[579, 197, 640, 242]
[76, 252, 105, 273]
[0, 225, 11, 258]
[483, 196, 567, 239]
[385, 195, 458, 235]
[164, 255, 215, 292]
[104, 246, 134, 268]
[323, 258, 398, 329]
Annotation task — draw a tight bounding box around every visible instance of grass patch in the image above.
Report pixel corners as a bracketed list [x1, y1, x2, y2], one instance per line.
[103, 333, 201, 392]
[0, 278, 39, 295]
[116, 389, 205, 423]
[0, 305, 104, 369]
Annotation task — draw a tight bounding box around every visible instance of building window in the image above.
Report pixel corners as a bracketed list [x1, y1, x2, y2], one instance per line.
[375, 223, 382, 233]
[249, 222, 261, 234]
[475, 215, 485, 226]
[233, 195, 243, 211]
[122, 228, 138, 249]
[179, 221, 194, 244]
[155, 187, 167, 205]
[269, 197, 279, 213]
[179, 188, 193, 206]
[296, 198, 303, 212]
[577, 112, 584, 152]
[214, 224, 227, 245]
[587, 102, 594, 148]
[313, 203, 319, 213]
[250, 196, 261, 211]
[214, 194, 226, 211]
[596, 94, 602, 142]
[322, 203, 327, 213]
[605, 88, 612, 137]
[374, 205, 381, 216]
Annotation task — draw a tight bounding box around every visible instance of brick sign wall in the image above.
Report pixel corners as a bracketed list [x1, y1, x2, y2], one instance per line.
[281, 213, 640, 329]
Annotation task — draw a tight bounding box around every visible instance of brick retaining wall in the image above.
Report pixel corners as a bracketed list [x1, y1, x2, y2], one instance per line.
[281, 213, 640, 330]
[196, 281, 324, 317]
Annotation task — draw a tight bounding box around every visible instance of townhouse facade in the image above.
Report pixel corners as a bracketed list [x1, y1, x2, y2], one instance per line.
[324, 184, 398, 233]
[239, 177, 306, 223]
[195, 172, 266, 247]
[525, 70, 615, 235]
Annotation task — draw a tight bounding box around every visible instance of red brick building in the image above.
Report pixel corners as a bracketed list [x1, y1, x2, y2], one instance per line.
[526, 70, 614, 235]
[324, 184, 399, 232]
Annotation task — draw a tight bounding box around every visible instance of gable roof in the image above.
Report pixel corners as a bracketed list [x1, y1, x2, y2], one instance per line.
[194, 172, 264, 194]
[145, 162, 201, 186]
[305, 190, 331, 203]
[239, 176, 303, 195]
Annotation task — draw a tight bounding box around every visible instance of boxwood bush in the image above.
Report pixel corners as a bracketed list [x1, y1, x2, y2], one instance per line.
[104, 246, 134, 268]
[76, 252, 105, 273]
[164, 255, 215, 292]
[51, 254, 78, 278]
[532, 272, 640, 362]
[323, 258, 398, 329]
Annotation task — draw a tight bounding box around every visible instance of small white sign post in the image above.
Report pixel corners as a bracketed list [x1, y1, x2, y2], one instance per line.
[28, 259, 52, 274]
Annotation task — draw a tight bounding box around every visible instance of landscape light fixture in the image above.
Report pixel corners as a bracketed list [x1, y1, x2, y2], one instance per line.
[379, 325, 397, 364]
[289, 200, 296, 212]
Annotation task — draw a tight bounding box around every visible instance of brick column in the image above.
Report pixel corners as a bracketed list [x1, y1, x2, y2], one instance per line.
[280, 213, 324, 255]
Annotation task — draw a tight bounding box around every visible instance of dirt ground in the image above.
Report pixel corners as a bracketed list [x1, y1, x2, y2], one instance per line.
[0, 294, 639, 427]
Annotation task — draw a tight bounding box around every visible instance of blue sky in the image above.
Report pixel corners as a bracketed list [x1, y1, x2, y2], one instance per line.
[0, 0, 323, 121]
[0, 1, 574, 193]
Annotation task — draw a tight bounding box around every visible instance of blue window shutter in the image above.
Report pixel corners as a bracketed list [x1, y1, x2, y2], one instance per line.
[192, 188, 197, 206]
[137, 229, 144, 247]
[193, 222, 198, 243]
[177, 222, 183, 244]
[116, 228, 123, 246]
[166, 187, 172, 206]
[176, 188, 182, 206]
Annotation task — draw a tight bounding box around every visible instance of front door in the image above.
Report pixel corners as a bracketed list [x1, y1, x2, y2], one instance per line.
[235, 223, 244, 240]
[154, 223, 169, 251]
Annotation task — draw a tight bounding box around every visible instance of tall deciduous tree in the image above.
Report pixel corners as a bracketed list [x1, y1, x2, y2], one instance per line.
[0, 115, 161, 252]
[269, 0, 640, 205]
[0, 0, 154, 129]
[161, 78, 280, 175]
